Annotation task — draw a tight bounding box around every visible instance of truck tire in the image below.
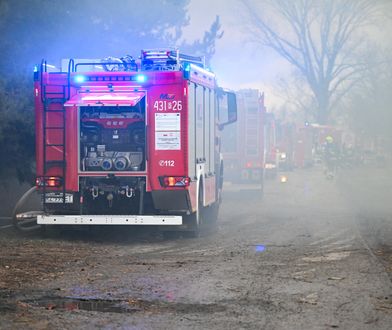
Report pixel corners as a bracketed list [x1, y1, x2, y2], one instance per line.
[183, 212, 200, 238]
[184, 188, 204, 238]
[204, 202, 219, 224]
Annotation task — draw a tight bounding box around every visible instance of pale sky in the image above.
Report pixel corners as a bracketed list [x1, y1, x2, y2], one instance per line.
[183, 0, 290, 111]
[183, 0, 392, 113]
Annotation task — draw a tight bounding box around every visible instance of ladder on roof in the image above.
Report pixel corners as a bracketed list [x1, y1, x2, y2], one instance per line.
[41, 60, 67, 210]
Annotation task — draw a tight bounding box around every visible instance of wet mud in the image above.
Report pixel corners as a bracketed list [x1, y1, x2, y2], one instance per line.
[0, 165, 392, 329]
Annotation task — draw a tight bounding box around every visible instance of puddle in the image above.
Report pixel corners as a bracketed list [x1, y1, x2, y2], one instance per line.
[24, 296, 146, 313]
[20, 296, 226, 314]
[0, 303, 16, 313]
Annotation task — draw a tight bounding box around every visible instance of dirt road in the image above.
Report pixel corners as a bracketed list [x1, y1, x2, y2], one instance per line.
[1, 165, 392, 329]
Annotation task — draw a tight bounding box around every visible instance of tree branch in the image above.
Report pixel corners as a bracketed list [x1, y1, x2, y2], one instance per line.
[241, 0, 382, 123]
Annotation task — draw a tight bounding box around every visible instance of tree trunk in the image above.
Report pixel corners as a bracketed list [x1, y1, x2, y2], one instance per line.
[317, 106, 329, 124]
[315, 87, 330, 124]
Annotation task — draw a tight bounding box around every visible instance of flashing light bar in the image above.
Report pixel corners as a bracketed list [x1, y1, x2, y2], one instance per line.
[71, 74, 148, 84]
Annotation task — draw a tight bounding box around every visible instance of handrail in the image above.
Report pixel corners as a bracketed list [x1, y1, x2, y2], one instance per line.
[169, 50, 205, 67]
[67, 59, 75, 100]
[40, 59, 45, 103]
[67, 59, 75, 74]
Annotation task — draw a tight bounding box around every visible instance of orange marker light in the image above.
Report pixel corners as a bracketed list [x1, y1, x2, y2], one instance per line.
[168, 177, 176, 186]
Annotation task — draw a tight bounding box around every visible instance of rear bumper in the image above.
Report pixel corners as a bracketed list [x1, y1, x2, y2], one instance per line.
[37, 215, 182, 225]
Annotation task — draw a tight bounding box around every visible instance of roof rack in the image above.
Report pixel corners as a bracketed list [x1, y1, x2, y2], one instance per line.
[141, 49, 205, 71]
[60, 49, 205, 74]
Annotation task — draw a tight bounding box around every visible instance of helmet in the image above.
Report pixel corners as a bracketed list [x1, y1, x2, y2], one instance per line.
[325, 136, 334, 144]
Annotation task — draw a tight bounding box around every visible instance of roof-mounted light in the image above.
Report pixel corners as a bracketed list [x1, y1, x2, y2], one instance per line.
[135, 74, 147, 83]
[74, 75, 86, 83]
[183, 63, 191, 79]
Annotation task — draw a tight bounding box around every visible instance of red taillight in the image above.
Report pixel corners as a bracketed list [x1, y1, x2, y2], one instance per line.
[36, 176, 62, 187]
[159, 176, 190, 187]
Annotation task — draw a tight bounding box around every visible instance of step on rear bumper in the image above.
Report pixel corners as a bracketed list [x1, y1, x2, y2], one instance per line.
[37, 215, 182, 225]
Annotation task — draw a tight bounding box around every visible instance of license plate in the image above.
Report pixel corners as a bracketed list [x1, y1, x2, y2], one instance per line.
[45, 193, 73, 204]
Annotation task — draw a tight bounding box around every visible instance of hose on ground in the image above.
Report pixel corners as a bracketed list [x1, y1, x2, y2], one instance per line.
[12, 187, 43, 232]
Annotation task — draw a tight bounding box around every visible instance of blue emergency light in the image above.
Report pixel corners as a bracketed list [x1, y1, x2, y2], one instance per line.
[135, 74, 147, 83]
[74, 75, 86, 83]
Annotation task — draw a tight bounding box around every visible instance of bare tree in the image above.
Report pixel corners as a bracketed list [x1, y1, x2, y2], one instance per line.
[180, 16, 224, 67]
[241, 0, 383, 124]
[274, 73, 317, 122]
[346, 51, 392, 142]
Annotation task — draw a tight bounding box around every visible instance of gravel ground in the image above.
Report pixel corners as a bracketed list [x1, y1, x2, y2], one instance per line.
[0, 165, 391, 329]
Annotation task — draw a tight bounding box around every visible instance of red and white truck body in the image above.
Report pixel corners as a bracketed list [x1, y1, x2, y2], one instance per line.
[33, 50, 237, 234]
[264, 112, 279, 178]
[311, 124, 342, 147]
[293, 123, 317, 168]
[221, 89, 266, 189]
[275, 122, 296, 171]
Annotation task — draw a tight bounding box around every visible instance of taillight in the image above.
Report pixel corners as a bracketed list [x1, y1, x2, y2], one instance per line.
[36, 176, 63, 187]
[246, 162, 263, 169]
[159, 176, 190, 188]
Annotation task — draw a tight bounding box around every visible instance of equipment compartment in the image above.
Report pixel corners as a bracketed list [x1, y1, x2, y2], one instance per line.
[79, 99, 146, 172]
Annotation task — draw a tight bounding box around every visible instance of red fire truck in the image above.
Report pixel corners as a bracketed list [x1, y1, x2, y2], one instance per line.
[293, 124, 315, 168]
[312, 124, 342, 147]
[17, 50, 237, 236]
[264, 112, 279, 178]
[275, 121, 296, 171]
[221, 89, 266, 191]
[293, 123, 343, 168]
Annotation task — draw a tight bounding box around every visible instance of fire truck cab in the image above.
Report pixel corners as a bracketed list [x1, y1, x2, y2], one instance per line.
[29, 49, 237, 236]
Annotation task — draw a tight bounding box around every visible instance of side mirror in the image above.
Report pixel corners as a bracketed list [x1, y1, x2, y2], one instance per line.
[217, 89, 237, 129]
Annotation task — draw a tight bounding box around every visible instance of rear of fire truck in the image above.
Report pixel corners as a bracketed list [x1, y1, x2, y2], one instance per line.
[26, 50, 237, 236]
[275, 122, 296, 171]
[221, 89, 266, 192]
[264, 113, 279, 178]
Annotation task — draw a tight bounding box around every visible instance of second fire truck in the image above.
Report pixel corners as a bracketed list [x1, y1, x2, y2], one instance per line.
[222, 89, 266, 191]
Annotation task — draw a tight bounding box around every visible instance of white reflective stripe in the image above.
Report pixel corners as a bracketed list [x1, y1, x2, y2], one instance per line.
[37, 215, 182, 225]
